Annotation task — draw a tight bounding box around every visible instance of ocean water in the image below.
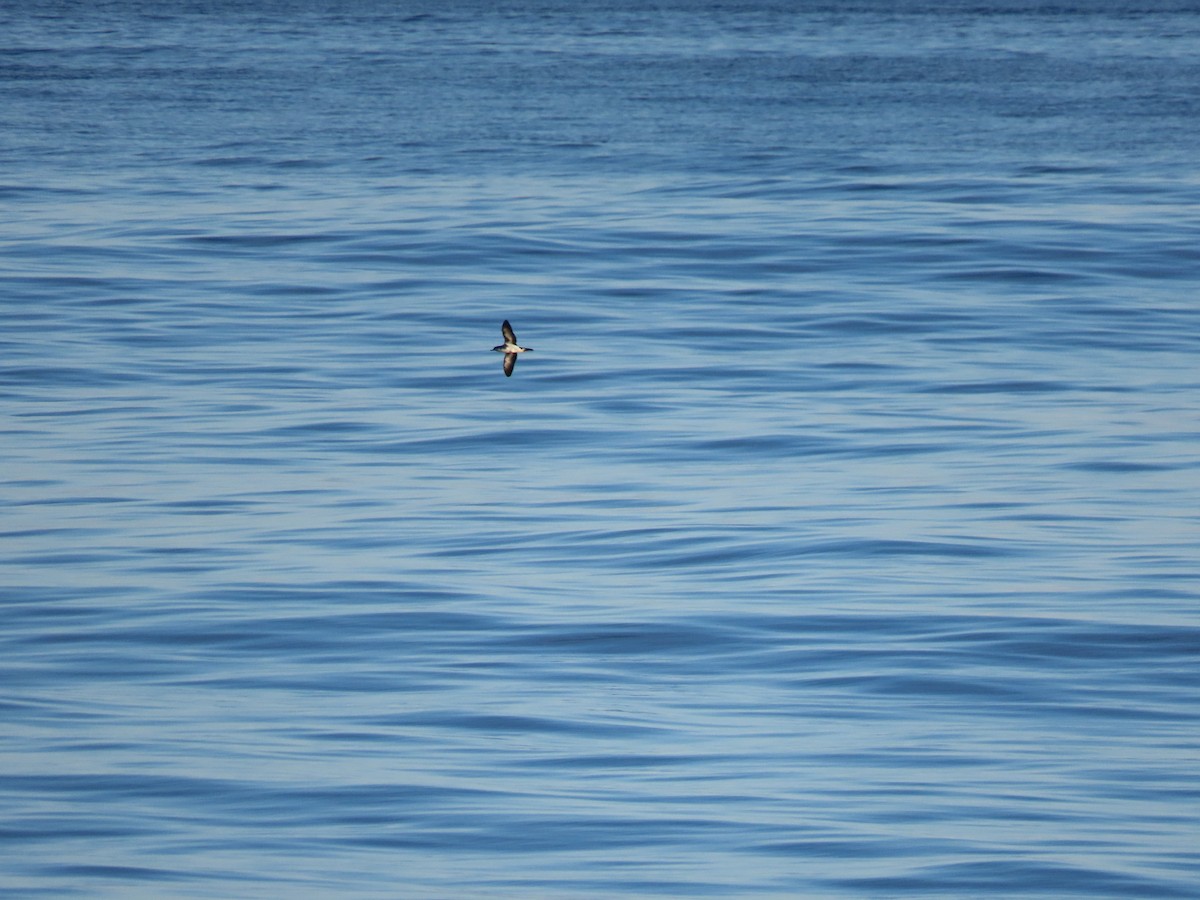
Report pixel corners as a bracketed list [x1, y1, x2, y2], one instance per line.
[3, 2, 1200, 897]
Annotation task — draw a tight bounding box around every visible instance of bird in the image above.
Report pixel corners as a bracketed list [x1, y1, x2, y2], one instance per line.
[492, 320, 532, 377]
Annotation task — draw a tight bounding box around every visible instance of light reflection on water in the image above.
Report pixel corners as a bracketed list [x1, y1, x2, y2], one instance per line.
[3, 1, 1200, 897]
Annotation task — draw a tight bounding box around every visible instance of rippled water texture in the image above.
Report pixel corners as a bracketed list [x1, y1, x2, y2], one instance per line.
[3, 2, 1200, 897]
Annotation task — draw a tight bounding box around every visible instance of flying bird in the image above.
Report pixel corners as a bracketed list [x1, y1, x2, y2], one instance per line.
[492, 320, 532, 377]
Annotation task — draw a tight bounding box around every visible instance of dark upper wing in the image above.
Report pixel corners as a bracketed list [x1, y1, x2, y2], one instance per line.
[501, 320, 516, 344]
[503, 353, 516, 377]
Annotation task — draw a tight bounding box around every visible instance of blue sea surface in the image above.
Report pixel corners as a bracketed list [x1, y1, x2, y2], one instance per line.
[2, 2, 1200, 897]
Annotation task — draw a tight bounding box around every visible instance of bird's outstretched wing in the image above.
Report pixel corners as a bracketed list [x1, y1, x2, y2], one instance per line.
[503, 353, 516, 377]
[501, 320, 517, 344]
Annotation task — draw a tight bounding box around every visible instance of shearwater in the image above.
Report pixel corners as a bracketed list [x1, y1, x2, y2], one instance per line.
[492, 320, 533, 377]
